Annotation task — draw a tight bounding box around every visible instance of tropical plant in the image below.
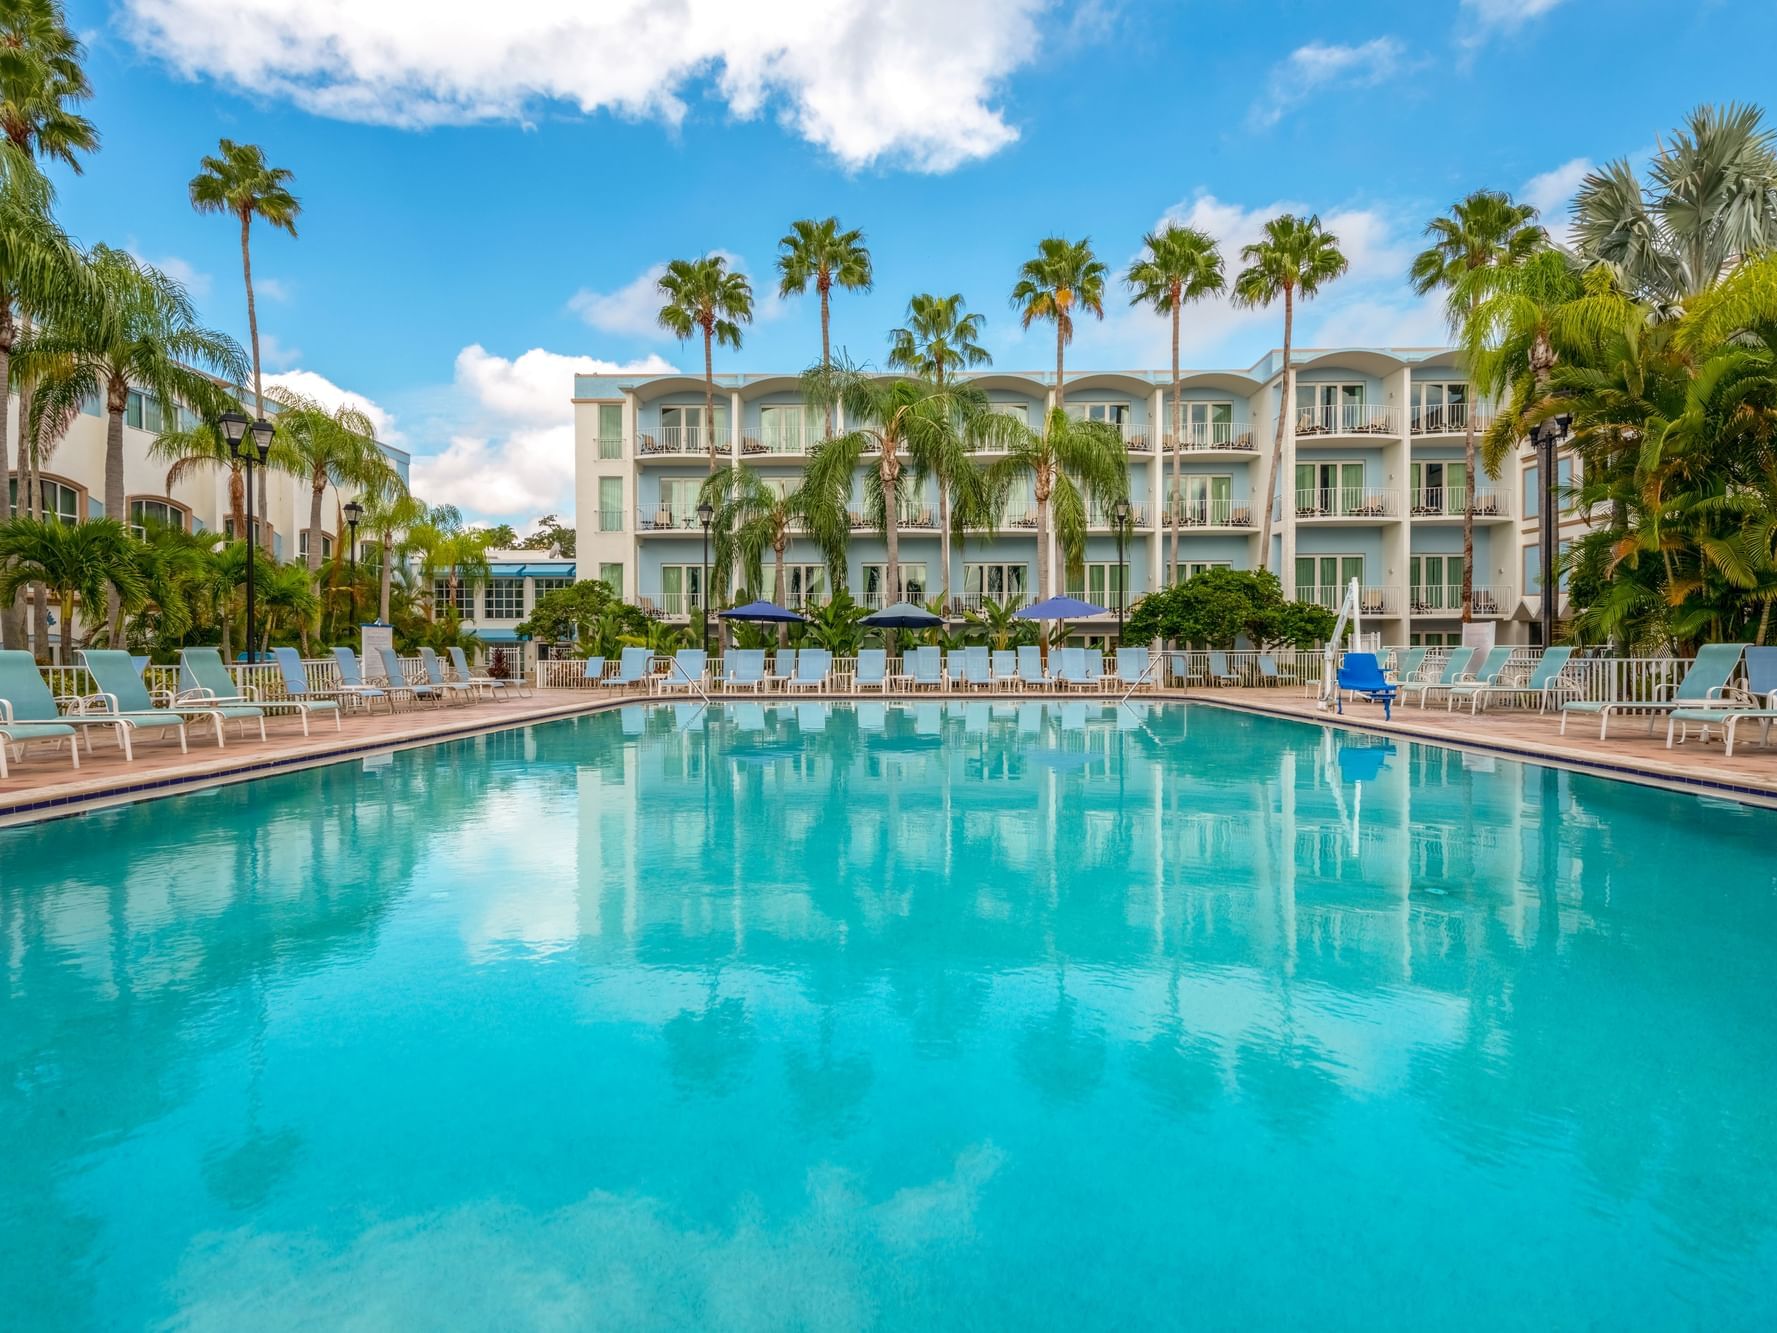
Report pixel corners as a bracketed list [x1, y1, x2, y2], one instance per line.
[698, 463, 848, 638]
[656, 254, 754, 472]
[983, 409, 1128, 604]
[1410, 189, 1544, 620]
[1125, 225, 1225, 585]
[515, 513, 575, 556]
[1123, 567, 1335, 649]
[266, 388, 394, 571]
[516, 578, 647, 647]
[356, 482, 425, 624]
[407, 503, 493, 622]
[1232, 214, 1349, 569]
[799, 588, 869, 654]
[963, 594, 1035, 650]
[776, 216, 872, 436]
[0, 0, 98, 171]
[0, 516, 143, 659]
[1011, 236, 1107, 413]
[888, 292, 994, 609]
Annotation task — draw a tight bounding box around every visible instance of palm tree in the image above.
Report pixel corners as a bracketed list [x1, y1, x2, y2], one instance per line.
[776, 217, 872, 436]
[1232, 215, 1349, 570]
[147, 415, 250, 542]
[408, 504, 492, 622]
[656, 255, 753, 473]
[1125, 226, 1226, 585]
[255, 559, 321, 654]
[984, 409, 1129, 606]
[0, 517, 144, 662]
[356, 483, 425, 624]
[1011, 236, 1107, 414]
[1410, 190, 1544, 620]
[267, 388, 395, 571]
[888, 292, 992, 610]
[0, 0, 98, 171]
[699, 464, 849, 642]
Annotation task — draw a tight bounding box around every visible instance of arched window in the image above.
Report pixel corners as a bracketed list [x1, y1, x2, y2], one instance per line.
[7, 474, 83, 524]
[128, 497, 189, 538]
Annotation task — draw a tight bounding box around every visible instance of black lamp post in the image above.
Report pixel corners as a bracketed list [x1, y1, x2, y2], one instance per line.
[697, 499, 715, 654]
[220, 412, 270, 660]
[343, 499, 364, 628]
[1112, 497, 1131, 641]
[1531, 413, 1573, 648]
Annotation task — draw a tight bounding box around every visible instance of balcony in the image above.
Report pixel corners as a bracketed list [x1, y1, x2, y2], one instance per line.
[1163, 498, 1254, 530]
[1164, 422, 1258, 453]
[1409, 487, 1511, 521]
[635, 505, 703, 532]
[1072, 418, 1152, 452]
[1409, 403, 1490, 436]
[634, 425, 722, 458]
[1299, 584, 1400, 616]
[742, 423, 818, 456]
[955, 591, 1032, 613]
[999, 501, 1039, 529]
[1087, 503, 1151, 529]
[1293, 404, 1398, 439]
[1409, 585, 1512, 618]
[637, 590, 705, 618]
[847, 506, 939, 530]
[1292, 488, 1399, 521]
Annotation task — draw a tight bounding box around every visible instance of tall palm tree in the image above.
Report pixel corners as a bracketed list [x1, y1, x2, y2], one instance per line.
[0, 0, 98, 171]
[189, 138, 300, 538]
[356, 482, 425, 624]
[698, 463, 849, 642]
[984, 409, 1129, 606]
[267, 388, 395, 571]
[0, 517, 144, 662]
[147, 415, 250, 541]
[1125, 226, 1226, 585]
[656, 255, 753, 473]
[1011, 237, 1107, 414]
[888, 292, 993, 609]
[1410, 190, 1544, 620]
[776, 217, 872, 436]
[408, 503, 492, 622]
[1232, 214, 1349, 570]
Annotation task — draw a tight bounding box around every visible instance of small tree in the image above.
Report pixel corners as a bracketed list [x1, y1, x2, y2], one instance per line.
[1123, 567, 1335, 649]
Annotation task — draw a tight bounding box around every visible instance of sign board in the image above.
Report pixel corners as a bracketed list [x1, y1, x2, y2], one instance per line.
[1460, 620, 1497, 654]
[360, 622, 394, 670]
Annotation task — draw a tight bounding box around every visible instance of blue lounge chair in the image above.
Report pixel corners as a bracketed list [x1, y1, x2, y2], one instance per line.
[854, 648, 889, 693]
[1459, 645, 1576, 714]
[1113, 646, 1151, 690]
[1335, 651, 1397, 719]
[1562, 642, 1747, 739]
[785, 649, 832, 692]
[961, 646, 993, 690]
[1386, 646, 1429, 685]
[1017, 644, 1047, 690]
[1442, 646, 1519, 712]
[183, 646, 340, 734]
[450, 646, 530, 699]
[1206, 651, 1239, 686]
[272, 647, 362, 720]
[580, 655, 607, 685]
[1084, 648, 1105, 690]
[330, 646, 394, 712]
[79, 649, 222, 748]
[1666, 646, 1777, 756]
[1055, 647, 1093, 689]
[905, 645, 943, 691]
[0, 650, 104, 778]
[600, 646, 653, 692]
[724, 649, 767, 693]
[377, 646, 445, 708]
[770, 649, 798, 691]
[418, 648, 478, 705]
[1256, 653, 1285, 687]
[1400, 648, 1477, 708]
[654, 648, 708, 696]
[991, 649, 1018, 691]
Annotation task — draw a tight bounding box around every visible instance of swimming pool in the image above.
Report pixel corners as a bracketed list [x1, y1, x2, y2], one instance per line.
[2, 701, 1773, 1328]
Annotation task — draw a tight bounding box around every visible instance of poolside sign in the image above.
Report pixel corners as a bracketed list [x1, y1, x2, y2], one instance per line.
[361, 622, 394, 665]
[1461, 621, 1496, 653]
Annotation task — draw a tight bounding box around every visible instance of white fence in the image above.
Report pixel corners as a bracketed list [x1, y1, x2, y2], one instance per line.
[35, 654, 451, 704]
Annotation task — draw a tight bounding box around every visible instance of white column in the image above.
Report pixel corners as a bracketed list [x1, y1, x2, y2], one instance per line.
[1148, 386, 1164, 589]
[730, 389, 742, 459]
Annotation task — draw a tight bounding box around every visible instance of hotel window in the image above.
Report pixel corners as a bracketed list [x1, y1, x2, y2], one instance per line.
[1523, 463, 1539, 520]
[533, 577, 573, 600]
[658, 403, 727, 450]
[598, 477, 623, 531]
[990, 402, 1029, 425]
[297, 531, 334, 560]
[1555, 457, 1574, 512]
[658, 564, 704, 615]
[773, 564, 826, 609]
[1294, 555, 1365, 607]
[648, 478, 700, 527]
[597, 404, 623, 460]
[9, 476, 82, 524]
[483, 578, 524, 620]
[125, 390, 166, 433]
[1410, 381, 1469, 432]
[1523, 543, 1541, 596]
[597, 563, 623, 593]
[1296, 382, 1367, 431]
[129, 499, 186, 537]
[963, 562, 1028, 606]
[1178, 561, 1232, 583]
[1179, 400, 1235, 445]
[1409, 555, 1465, 613]
[760, 404, 818, 452]
[1070, 402, 1131, 432]
[862, 563, 926, 606]
[432, 579, 475, 618]
[79, 391, 102, 417]
[1410, 461, 1468, 514]
[1067, 562, 1127, 603]
[1174, 474, 1234, 524]
[225, 517, 272, 546]
[1294, 460, 1366, 515]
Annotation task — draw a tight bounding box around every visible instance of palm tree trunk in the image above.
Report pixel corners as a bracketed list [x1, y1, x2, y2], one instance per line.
[938, 486, 952, 614]
[1460, 415, 1476, 622]
[1256, 286, 1293, 573]
[10, 380, 39, 654]
[379, 533, 394, 623]
[704, 325, 717, 476]
[1054, 322, 1066, 415]
[229, 462, 246, 542]
[883, 454, 901, 605]
[0, 299, 19, 652]
[104, 395, 128, 631]
[258, 467, 270, 555]
[241, 211, 263, 417]
[1034, 466, 1052, 605]
[58, 592, 74, 667]
[819, 279, 834, 438]
[774, 542, 788, 650]
[1169, 303, 1181, 587]
[307, 479, 325, 573]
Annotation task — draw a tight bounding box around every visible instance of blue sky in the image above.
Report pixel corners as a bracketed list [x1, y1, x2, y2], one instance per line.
[51, 0, 1777, 525]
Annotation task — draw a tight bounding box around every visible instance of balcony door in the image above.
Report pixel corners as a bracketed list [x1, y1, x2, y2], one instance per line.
[1179, 474, 1232, 524]
[1410, 554, 1464, 612]
[1411, 461, 1468, 514]
[1181, 400, 1234, 444]
[1295, 461, 1363, 515]
[1295, 554, 1363, 606]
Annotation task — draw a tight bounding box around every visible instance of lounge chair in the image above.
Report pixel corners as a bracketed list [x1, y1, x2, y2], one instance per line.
[770, 649, 798, 692]
[1166, 652, 1199, 687]
[580, 655, 607, 685]
[1442, 646, 1519, 712]
[854, 648, 890, 693]
[1386, 646, 1429, 685]
[1055, 647, 1094, 690]
[1457, 646, 1577, 714]
[1256, 653, 1287, 687]
[1083, 648, 1106, 691]
[1017, 644, 1047, 691]
[418, 648, 478, 705]
[1205, 651, 1240, 686]
[78, 649, 222, 749]
[448, 646, 530, 699]
[904, 646, 943, 691]
[1335, 651, 1397, 720]
[1113, 646, 1151, 691]
[724, 649, 768, 693]
[330, 647, 395, 712]
[991, 649, 1019, 692]
[0, 650, 116, 778]
[1666, 646, 1777, 756]
[1562, 642, 1747, 739]
[376, 646, 444, 708]
[961, 646, 993, 690]
[1400, 648, 1478, 708]
[653, 648, 708, 696]
[274, 647, 372, 718]
[182, 646, 339, 734]
[785, 648, 832, 691]
[600, 646, 654, 692]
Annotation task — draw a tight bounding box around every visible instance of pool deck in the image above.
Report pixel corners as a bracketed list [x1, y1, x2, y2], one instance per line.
[2, 682, 1772, 823]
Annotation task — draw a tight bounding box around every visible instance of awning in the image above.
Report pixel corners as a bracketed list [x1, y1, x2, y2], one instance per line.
[484, 563, 577, 579]
[473, 628, 523, 642]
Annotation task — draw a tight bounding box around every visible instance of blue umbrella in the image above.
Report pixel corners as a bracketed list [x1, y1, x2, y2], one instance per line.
[719, 600, 806, 623]
[1014, 595, 1107, 620]
[861, 602, 942, 629]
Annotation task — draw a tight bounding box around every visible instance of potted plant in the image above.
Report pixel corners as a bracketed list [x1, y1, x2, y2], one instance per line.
[488, 648, 511, 680]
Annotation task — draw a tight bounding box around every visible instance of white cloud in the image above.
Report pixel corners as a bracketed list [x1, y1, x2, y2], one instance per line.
[1249, 37, 1406, 130]
[1521, 155, 1592, 241]
[125, 244, 213, 299]
[409, 346, 677, 523]
[1461, 0, 1564, 29]
[255, 275, 292, 302]
[255, 332, 302, 371]
[118, 0, 1046, 172]
[264, 368, 403, 442]
[568, 264, 667, 337]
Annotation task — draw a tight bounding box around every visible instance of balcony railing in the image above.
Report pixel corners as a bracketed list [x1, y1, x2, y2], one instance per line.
[596, 509, 624, 532]
[1165, 421, 1257, 452]
[638, 590, 705, 617]
[596, 435, 623, 460]
[1087, 504, 1150, 528]
[999, 501, 1038, 528]
[1293, 487, 1398, 519]
[1071, 418, 1151, 452]
[859, 589, 928, 610]
[1299, 584, 1399, 615]
[1294, 404, 1398, 437]
[1409, 487, 1510, 519]
[1409, 584, 1512, 617]
[1163, 498, 1253, 529]
[635, 426, 722, 456]
[955, 591, 1032, 613]
[742, 426, 816, 455]
[636, 505, 703, 531]
[1409, 403, 1489, 435]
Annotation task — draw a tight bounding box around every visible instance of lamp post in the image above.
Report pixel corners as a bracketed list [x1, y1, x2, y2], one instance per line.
[343, 499, 364, 629]
[697, 499, 715, 655]
[1112, 497, 1131, 642]
[1531, 413, 1572, 648]
[221, 411, 275, 662]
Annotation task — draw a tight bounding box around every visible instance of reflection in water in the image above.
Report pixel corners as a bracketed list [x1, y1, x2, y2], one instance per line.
[2, 703, 1776, 1328]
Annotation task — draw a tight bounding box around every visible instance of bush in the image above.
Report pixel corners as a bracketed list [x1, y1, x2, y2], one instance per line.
[1123, 567, 1337, 648]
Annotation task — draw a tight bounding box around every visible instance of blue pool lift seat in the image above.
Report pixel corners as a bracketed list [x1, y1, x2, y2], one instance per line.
[1335, 652, 1397, 720]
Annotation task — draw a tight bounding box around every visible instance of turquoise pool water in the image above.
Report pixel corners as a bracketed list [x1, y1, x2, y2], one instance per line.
[2, 701, 1774, 1329]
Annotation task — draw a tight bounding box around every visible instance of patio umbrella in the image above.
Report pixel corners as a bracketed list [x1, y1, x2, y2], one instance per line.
[718, 600, 806, 623]
[1014, 594, 1107, 663]
[861, 601, 943, 658]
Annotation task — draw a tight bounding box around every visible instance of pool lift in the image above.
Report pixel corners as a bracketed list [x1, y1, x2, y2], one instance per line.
[1316, 577, 1368, 713]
